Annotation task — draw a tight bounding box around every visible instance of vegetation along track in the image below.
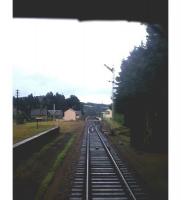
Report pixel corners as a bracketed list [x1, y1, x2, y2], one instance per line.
[69, 118, 148, 200]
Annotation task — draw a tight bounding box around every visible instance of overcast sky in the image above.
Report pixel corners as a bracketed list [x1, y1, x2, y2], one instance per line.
[12, 19, 147, 104]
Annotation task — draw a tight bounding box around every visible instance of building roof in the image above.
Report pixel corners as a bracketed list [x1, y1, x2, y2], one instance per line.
[31, 108, 47, 116]
[48, 110, 63, 116]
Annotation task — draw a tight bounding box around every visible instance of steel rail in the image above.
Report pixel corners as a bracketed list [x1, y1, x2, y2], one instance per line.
[86, 125, 90, 200]
[95, 125, 137, 200]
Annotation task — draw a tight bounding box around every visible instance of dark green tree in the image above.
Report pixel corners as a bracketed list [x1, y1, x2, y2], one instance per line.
[115, 24, 168, 152]
[54, 92, 66, 111]
[42, 92, 55, 109]
[13, 93, 40, 122]
[66, 95, 82, 111]
[13, 91, 83, 120]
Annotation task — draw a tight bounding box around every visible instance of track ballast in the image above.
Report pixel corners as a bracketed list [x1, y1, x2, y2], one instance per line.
[70, 119, 148, 200]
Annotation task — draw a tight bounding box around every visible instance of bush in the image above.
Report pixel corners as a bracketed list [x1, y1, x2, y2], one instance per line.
[114, 113, 124, 125]
[16, 112, 25, 124]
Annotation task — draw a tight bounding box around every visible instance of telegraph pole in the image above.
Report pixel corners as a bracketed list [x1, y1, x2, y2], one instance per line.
[53, 104, 55, 121]
[16, 89, 19, 114]
[16, 89, 19, 124]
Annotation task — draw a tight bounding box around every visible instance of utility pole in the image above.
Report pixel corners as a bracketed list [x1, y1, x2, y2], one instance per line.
[53, 104, 55, 121]
[16, 89, 19, 124]
[16, 89, 19, 114]
[104, 64, 115, 119]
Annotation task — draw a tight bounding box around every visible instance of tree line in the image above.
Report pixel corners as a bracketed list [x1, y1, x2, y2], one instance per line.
[13, 92, 83, 121]
[115, 24, 168, 152]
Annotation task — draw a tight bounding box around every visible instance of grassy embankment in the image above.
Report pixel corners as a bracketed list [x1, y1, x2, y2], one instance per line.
[104, 118, 168, 200]
[13, 120, 57, 144]
[35, 135, 75, 200]
[14, 120, 85, 200]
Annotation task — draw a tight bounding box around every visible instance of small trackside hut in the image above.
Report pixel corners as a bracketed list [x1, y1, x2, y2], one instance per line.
[63, 108, 82, 121]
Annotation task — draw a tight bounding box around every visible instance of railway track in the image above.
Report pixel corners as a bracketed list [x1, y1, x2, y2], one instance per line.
[70, 119, 148, 200]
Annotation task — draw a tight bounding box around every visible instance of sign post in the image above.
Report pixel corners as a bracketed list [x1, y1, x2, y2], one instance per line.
[36, 117, 43, 129]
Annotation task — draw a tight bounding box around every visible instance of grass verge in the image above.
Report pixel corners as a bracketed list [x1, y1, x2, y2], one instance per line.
[103, 118, 130, 136]
[35, 135, 76, 200]
[14, 133, 72, 199]
[13, 121, 56, 144]
[14, 120, 85, 200]
[103, 119, 168, 200]
[15, 134, 64, 177]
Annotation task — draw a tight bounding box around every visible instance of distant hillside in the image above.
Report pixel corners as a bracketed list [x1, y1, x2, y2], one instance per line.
[82, 102, 110, 117]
